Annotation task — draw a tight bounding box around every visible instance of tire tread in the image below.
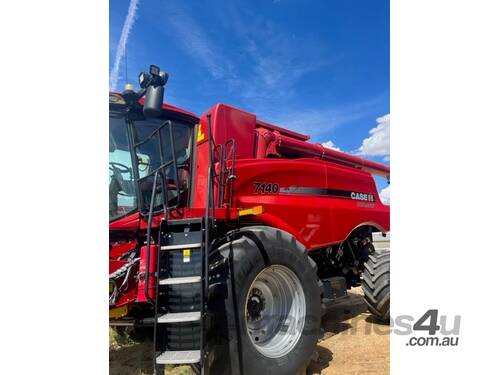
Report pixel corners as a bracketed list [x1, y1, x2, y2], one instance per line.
[362, 250, 390, 322]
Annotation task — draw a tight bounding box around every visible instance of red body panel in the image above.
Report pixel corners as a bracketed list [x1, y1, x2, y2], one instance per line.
[192, 103, 390, 249]
[229, 158, 388, 249]
[109, 240, 137, 258]
[234, 159, 332, 248]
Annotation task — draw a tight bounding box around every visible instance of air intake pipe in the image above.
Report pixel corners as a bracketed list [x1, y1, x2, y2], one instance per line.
[255, 128, 390, 177]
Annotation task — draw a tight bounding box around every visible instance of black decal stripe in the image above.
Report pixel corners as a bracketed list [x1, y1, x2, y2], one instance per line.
[279, 186, 374, 201]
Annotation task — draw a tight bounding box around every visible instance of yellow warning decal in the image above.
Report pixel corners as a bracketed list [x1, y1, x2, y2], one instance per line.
[197, 125, 205, 143]
[183, 249, 191, 263]
[109, 305, 128, 319]
[238, 205, 264, 217]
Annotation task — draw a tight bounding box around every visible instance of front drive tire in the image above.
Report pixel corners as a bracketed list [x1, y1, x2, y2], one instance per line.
[362, 250, 390, 322]
[215, 226, 321, 375]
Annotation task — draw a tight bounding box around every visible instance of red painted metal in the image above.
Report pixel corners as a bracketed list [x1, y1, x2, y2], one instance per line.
[277, 135, 390, 177]
[110, 91, 199, 121]
[109, 240, 137, 258]
[256, 118, 310, 141]
[192, 103, 389, 246]
[137, 245, 158, 302]
[229, 158, 388, 250]
[253, 126, 389, 177]
[109, 259, 128, 275]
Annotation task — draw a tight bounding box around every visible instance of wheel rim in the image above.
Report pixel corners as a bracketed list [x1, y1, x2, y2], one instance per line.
[245, 265, 306, 358]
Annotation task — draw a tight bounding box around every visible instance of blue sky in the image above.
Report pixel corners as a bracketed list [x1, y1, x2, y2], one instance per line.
[110, 0, 390, 200]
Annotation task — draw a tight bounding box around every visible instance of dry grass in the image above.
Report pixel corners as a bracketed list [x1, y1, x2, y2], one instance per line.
[109, 327, 193, 375]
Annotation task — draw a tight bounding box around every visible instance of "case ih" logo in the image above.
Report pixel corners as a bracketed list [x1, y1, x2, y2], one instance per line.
[350, 192, 375, 202]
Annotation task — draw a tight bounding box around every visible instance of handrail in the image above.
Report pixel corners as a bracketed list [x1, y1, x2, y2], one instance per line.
[224, 139, 236, 208]
[167, 120, 181, 209]
[133, 119, 182, 212]
[205, 112, 214, 285]
[144, 169, 160, 304]
[201, 113, 216, 372]
[137, 120, 178, 304]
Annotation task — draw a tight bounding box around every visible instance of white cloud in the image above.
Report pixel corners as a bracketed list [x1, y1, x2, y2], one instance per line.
[358, 113, 390, 159]
[109, 0, 139, 91]
[379, 185, 390, 205]
[174, 4, 336, 106]
[166, 5, 231, 80]
[259, 95, 385, 138]
[322, 140, 341, 151]
[241, 38, 329, 100]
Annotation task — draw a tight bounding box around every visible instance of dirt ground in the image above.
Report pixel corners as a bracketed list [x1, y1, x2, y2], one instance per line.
[109, 287, 389, 375]
[308, 287, 389, 375]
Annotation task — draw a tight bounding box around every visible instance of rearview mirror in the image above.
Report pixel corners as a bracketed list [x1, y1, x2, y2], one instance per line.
[142, 66, 168, 118]
[143, 85, 164, 118]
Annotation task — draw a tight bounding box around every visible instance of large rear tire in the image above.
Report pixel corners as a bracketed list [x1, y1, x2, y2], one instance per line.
[362, 250, 390, 322]
[212, 226, 321, 375]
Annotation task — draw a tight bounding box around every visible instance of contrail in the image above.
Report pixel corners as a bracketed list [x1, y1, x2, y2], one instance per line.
[109, 0, 139, 91]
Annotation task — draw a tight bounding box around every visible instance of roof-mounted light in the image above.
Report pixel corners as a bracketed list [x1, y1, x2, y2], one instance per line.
[109, 93, 126, 105]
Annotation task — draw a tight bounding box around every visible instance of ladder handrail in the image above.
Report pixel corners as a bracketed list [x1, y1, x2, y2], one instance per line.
[200, 114, 216, 374]
[223, 139, 236, 208]
[144, 169, 159, 304]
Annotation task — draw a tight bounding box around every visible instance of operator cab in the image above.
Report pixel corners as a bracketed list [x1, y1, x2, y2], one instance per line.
[109, 73, 198, 222]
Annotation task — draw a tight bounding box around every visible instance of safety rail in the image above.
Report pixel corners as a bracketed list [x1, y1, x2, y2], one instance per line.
[201, 114, 215, 373]
[130, 119, 181, 304]
[198, 114, 237, 373]
[212, 145, 236, 209]
[217, 139, 236, 208]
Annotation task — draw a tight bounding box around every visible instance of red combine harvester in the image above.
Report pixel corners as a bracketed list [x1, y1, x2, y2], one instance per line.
[109, 66, 390, 375]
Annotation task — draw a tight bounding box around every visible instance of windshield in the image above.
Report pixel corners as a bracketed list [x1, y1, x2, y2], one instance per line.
[109, 111, 138, 221]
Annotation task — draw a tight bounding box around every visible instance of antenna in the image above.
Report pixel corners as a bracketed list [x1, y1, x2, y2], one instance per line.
[125, 44, 129, 84]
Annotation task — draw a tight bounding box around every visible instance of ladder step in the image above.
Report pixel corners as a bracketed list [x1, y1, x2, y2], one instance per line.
[159, 276, 202, 285]
[157, 311, 201, 323]
[156, 350, 200, 365]
[161, 243, 202, 250]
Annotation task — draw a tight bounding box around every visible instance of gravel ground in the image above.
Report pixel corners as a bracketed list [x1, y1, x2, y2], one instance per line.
[109, 287, 389, 375]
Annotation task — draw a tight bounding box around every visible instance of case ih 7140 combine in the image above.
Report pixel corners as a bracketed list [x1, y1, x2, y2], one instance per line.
[109, 66, 390, 375]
